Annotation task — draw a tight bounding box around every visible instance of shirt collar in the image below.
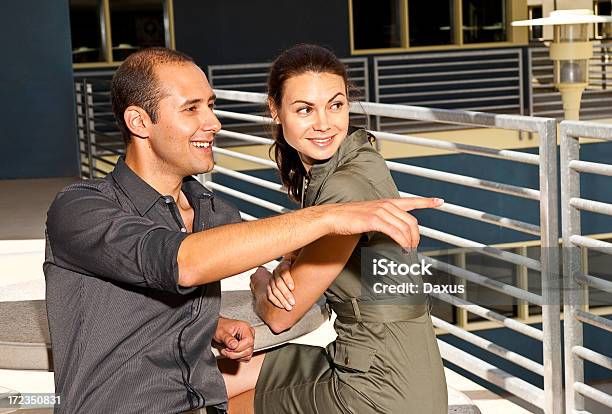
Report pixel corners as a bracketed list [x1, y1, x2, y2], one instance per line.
[111, 157, 213, 216]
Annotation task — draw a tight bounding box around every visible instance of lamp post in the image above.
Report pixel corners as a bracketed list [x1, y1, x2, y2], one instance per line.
[513, 9, 612, 120]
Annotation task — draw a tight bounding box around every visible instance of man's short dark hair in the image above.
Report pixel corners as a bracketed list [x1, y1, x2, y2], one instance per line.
[111, 47, 194, 144]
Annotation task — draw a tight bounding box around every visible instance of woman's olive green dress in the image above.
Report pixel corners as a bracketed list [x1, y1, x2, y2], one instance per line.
[254, 129, 447, 413]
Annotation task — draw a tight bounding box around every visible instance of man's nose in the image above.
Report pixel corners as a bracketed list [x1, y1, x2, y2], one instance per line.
[201, 110, 222, 134]
[313, 109, 330, 131]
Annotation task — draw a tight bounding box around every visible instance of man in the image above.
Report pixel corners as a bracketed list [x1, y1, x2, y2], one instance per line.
[44, 47, 439, 414]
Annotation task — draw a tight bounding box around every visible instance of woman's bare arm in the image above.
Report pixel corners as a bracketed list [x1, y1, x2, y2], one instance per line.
[252, 234, 360, 333]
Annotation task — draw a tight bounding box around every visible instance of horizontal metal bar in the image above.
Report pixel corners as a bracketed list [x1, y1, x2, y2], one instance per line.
[378, 57, 520, 72]
[211, 81, 267, 90]
[399, 191, 540, 236]
[213, 166, 285, 193]
[352, 100, 548, 132]
[433, 292, 544, 341]
[432, 316, 544, 375]
[575, 310, 612, 333]
[214, 109, 273, 125]
[90, 155, 117, 167]
[205, 182, 289, 214]
[437, 340, 545, 407]
[569, 235, 612, 254]
[216, 130, 273, 145]
[573, 382, 612, 408]
[378, 106, 522, 127]
[576, 273, 612, 294]
[378, 76, 519, 90]
[215, 89, 266, 104]
[90, 142, 123, 155]
[377, 86, 519, 99]
[239, 211, 257, 221]
[387, 161, 541, 201]
[212, 147, 278, 169]
[378, 67, 518, 80]
[569, 160, 612, 177]
[211, 72, 268, 80]
[425, 255, 543, 304]
[214, 89, 548, 133]
[372, 130, 540, 165]
[572, 346, 612, 371]
[379, 93, 519, 106]
[90, 130, 123, 140]
[569, 197, 612, 217]
[375, 48, 521, 62]
[561, 121, 612, 141]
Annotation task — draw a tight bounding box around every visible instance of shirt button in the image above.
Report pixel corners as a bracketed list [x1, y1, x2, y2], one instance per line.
[344, 356, 350, 365]
[164, 197, 172, 204]
[180, 228, 187, 233]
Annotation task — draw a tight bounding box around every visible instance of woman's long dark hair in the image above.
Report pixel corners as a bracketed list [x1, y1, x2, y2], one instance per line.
[268, 44, 350, 202]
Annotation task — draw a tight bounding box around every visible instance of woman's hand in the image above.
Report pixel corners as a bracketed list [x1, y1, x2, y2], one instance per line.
[267, 258, 296, 311]
[250, 266, 272, 296]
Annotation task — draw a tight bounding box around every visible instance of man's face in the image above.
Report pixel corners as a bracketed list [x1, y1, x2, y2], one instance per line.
[147, 62, 221, 177]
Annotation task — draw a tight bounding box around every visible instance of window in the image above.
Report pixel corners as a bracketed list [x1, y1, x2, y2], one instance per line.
[110, 0, 166, 61]
[462, 0, 507, 44]
[595, 0, 612, 39]
[70, 0, 105, 63]
[352, 0, 403, 50]
[409, 0, 454, 47]
[350, 0, 514, 53]
[528, 5, 543, 41]
[69, 0, 173, 66]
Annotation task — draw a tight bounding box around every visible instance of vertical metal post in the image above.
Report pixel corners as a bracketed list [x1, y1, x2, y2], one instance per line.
[372, 57, 380, 132]
[518, 49, 525, 116]
[454, 251, 468, 328]
[560, 122, 585, 414]
[527, 48, 534, 117]
[538, 119, 563, 414]
[580, 246, 590, 313]
[86, 83, 97, 177]
[82, 80, 94, 179]
[75, 82, 86, 178]
[516, 246, 530, 320]
[362, 57, 371, 130]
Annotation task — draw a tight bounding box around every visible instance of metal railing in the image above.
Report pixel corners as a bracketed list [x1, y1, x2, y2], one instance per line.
[74, 76, 612, 412]
[560, 121, 612, 413]
[373, 48, 524, 133]
[206, 89, 562, 414]
[528, 43, 612, 120]
[74, 78, 122, 178]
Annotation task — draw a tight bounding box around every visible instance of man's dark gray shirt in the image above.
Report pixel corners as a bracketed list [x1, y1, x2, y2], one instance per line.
[44, 159, 240, 413]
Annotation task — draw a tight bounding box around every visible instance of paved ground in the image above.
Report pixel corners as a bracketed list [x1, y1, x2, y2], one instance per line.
[0, 178, 78, 241]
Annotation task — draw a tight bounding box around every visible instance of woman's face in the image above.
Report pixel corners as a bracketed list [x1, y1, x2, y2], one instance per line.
[272, 71, 349, 171]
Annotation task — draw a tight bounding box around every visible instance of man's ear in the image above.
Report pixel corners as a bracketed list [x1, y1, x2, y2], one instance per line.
[124, 106, 151, 139]
[268, 98, 280, 125]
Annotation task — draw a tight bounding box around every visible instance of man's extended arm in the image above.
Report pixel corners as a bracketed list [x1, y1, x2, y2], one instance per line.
[178, 197, 441, 287]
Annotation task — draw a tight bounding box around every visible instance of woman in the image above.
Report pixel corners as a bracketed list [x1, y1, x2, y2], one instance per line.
[224, 44, 447, 413]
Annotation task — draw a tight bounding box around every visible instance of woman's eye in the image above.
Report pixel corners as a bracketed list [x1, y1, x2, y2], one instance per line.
[297, 107, 312, 115]
[330, 102, 344, 111]
[185, 106, 197, 112]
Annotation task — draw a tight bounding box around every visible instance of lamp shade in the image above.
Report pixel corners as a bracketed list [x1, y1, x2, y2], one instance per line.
[512, 9, 612, 27]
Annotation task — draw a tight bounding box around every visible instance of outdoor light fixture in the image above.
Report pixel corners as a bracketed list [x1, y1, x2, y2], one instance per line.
[513, 9, 612, 120]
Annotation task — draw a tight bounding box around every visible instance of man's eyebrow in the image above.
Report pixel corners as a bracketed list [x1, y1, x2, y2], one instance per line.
[180, 98, 203, 107]
[209, 94, 217, 102]
[290, 92, 346, 106]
